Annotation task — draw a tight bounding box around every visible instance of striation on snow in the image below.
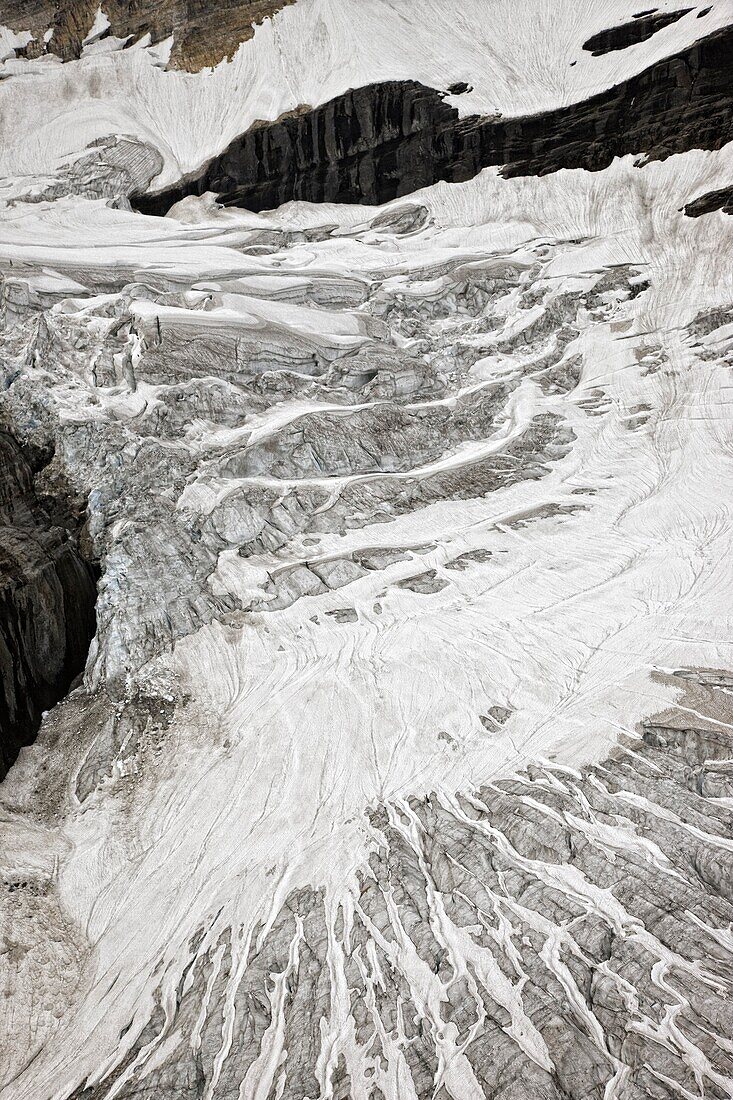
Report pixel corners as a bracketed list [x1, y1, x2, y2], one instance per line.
[0, 2, 732, 1099]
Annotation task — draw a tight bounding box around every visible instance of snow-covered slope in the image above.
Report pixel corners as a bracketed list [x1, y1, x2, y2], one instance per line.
[1, 0, 731, 187]
[1, 2, 733, 1098]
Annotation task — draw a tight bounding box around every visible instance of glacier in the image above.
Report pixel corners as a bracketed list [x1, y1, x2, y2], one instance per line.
[0, 2, 732, 1098]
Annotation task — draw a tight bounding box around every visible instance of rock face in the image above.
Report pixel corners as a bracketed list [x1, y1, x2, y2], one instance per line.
[135, 25, 733, 214]
[3, 0, 296, 69]
[0, 431, 96, 779]
[683, 184, 733, 215]
[582, 8, 693, 55]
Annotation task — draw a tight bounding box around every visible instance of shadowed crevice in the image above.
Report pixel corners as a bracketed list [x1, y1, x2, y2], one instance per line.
[0, 431, 98, 781]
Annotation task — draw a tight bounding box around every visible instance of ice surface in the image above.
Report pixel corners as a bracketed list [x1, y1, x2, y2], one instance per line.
[0, 4, 732, 1098]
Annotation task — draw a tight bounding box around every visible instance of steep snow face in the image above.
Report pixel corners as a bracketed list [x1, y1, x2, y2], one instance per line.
[1, 2, 733, 1099]
[131, 25, 733, 215]
[1, 0, 731, 187]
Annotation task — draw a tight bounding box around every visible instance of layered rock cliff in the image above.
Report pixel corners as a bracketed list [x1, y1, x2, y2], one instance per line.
[135, 25, 733, 214]
[2, 0, 296, 69]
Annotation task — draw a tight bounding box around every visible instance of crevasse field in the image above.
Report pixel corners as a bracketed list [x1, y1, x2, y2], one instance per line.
[0, 3, 732, 1098]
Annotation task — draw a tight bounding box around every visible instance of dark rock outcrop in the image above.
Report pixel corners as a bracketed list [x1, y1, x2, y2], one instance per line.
[683, 183, 733, 215]
[582, 8, 692, 55]
[2, 0, 296, 70]
[134, 25, 733, 215]
[0, 432, 97, 780]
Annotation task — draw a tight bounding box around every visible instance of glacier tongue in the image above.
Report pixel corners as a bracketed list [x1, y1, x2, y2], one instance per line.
[1, 4, 733, 1099]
